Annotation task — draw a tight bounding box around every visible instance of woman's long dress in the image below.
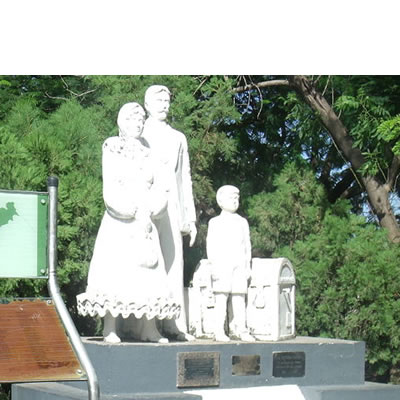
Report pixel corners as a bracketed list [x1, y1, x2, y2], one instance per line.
[77, 136, 180, 321]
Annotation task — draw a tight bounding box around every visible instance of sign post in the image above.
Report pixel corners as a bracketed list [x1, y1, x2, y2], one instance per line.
[0, 179, 99, 400]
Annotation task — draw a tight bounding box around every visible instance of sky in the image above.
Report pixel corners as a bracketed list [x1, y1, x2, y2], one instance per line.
[1, 0, 400, 75]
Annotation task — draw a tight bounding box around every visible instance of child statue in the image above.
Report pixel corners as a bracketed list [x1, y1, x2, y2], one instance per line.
[77, 102, 179, 344]
[206, 185, 255, 342]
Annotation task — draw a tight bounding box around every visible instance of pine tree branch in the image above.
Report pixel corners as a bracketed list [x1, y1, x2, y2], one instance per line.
[193, 76, 210, 95]
[232, 79, 290, 93]
[60, 75, 96, 98]
[45, 89, 96, 101]
[45, 92, 69, 101]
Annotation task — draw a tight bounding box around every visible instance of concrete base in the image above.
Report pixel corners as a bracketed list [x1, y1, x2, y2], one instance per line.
[11, 337, 400, 400]
[300, 382, 400, 400]
[76, 336, 365, 393]
[187, 383, 400, 400]
[12, 382, 400, 400]
[12, 382, 201, 400]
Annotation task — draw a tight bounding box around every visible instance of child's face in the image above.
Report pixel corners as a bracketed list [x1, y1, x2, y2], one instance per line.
[220, 192, 239, 213]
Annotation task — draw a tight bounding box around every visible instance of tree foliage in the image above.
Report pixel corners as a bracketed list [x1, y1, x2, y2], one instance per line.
[279, 211, 400, 381]
[249, 163, 400, 381]
[285, 76, 400, 242]
[247, 162, 328, 256]
[0, 90, 104, 331]
[0, 75, 399, 383]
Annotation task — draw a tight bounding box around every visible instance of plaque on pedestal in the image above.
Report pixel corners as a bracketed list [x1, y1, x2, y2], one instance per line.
[232, 355, 261, 376]
[272, 351, 305, 378]
[177, 352, 220, 388]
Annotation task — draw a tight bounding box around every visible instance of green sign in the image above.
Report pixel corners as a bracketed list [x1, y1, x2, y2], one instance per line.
[0, 190, 48, 278]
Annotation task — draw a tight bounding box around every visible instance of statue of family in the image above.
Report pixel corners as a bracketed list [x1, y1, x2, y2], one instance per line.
[77, 85, 267, 344]
[77, 85, 197, 343]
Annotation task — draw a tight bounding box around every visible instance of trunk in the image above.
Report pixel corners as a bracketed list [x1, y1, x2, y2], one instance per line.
[327, 168, 356, 203]
[362, 176, 400, 243]
[288, 75, 400, 243]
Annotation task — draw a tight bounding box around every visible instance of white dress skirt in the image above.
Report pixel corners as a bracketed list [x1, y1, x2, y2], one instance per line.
[77, 136, 180, 321]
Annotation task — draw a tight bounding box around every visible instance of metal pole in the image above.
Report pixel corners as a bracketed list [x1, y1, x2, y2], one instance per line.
[47, 176, 100, 400]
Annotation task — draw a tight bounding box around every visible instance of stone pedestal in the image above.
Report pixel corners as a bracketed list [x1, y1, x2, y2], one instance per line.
[78, 336, 365, 393]
[12, 336, 400, 400]
[12, 337, 400, 400]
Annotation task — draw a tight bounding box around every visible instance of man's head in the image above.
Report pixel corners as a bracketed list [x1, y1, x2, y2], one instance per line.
[144, 85, 171, 121]
[117, 102, 146, 139]
[216, 185, 240, 213]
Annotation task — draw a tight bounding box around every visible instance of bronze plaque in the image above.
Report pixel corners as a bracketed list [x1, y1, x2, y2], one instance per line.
[232, 355, 261, 376]
[0, 299, 85, 383]
[177, 352, 220, 388]
[272, 351, 305, 378]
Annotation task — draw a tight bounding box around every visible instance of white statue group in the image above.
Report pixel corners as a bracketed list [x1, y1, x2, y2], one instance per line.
[77, 85, 256, 343]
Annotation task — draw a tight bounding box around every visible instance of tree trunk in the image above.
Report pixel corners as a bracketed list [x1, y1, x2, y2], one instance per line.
[288, 75, 400, 244]
[362, 176, 400, 243]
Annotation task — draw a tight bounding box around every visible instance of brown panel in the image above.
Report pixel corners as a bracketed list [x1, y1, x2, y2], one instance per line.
[0, 299, 85, 383]
[232, 355, 261, 376]
[177, 351, 220, 388]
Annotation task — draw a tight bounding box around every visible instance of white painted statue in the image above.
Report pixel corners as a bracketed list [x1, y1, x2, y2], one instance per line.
[247, 258, 296, 341]
[189, 256, 297, 341]
[77, 102, 179, 344]
[188, 259, 215, 338]
[206, 185, 255, 342]
[142, 85, 197, 341]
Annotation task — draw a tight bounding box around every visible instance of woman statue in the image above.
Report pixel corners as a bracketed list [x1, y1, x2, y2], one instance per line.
[77, 102, 179, 343]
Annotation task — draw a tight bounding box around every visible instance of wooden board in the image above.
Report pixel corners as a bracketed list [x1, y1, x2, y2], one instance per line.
[0, 299, 85, 383]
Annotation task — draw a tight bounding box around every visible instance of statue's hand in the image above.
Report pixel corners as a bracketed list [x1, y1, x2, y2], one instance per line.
[189, 222, 197, 247]
[245, 261, 252, 281]
[246, 267, 252, 281]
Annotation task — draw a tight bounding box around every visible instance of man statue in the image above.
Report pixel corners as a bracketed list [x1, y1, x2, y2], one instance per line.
[142, 85, 197, 341]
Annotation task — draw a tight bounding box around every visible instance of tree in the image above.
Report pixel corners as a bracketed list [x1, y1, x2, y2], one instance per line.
[247, 163, 400, 382]
[1, 75, 399, 384]
[0, 93, 105, 333]
[246, 162, 329, 256]
[233, 75, 400, 243]
[0, 75, 242, 313]
[279, 211, 400, 382]
[289, 75, 400, 243]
